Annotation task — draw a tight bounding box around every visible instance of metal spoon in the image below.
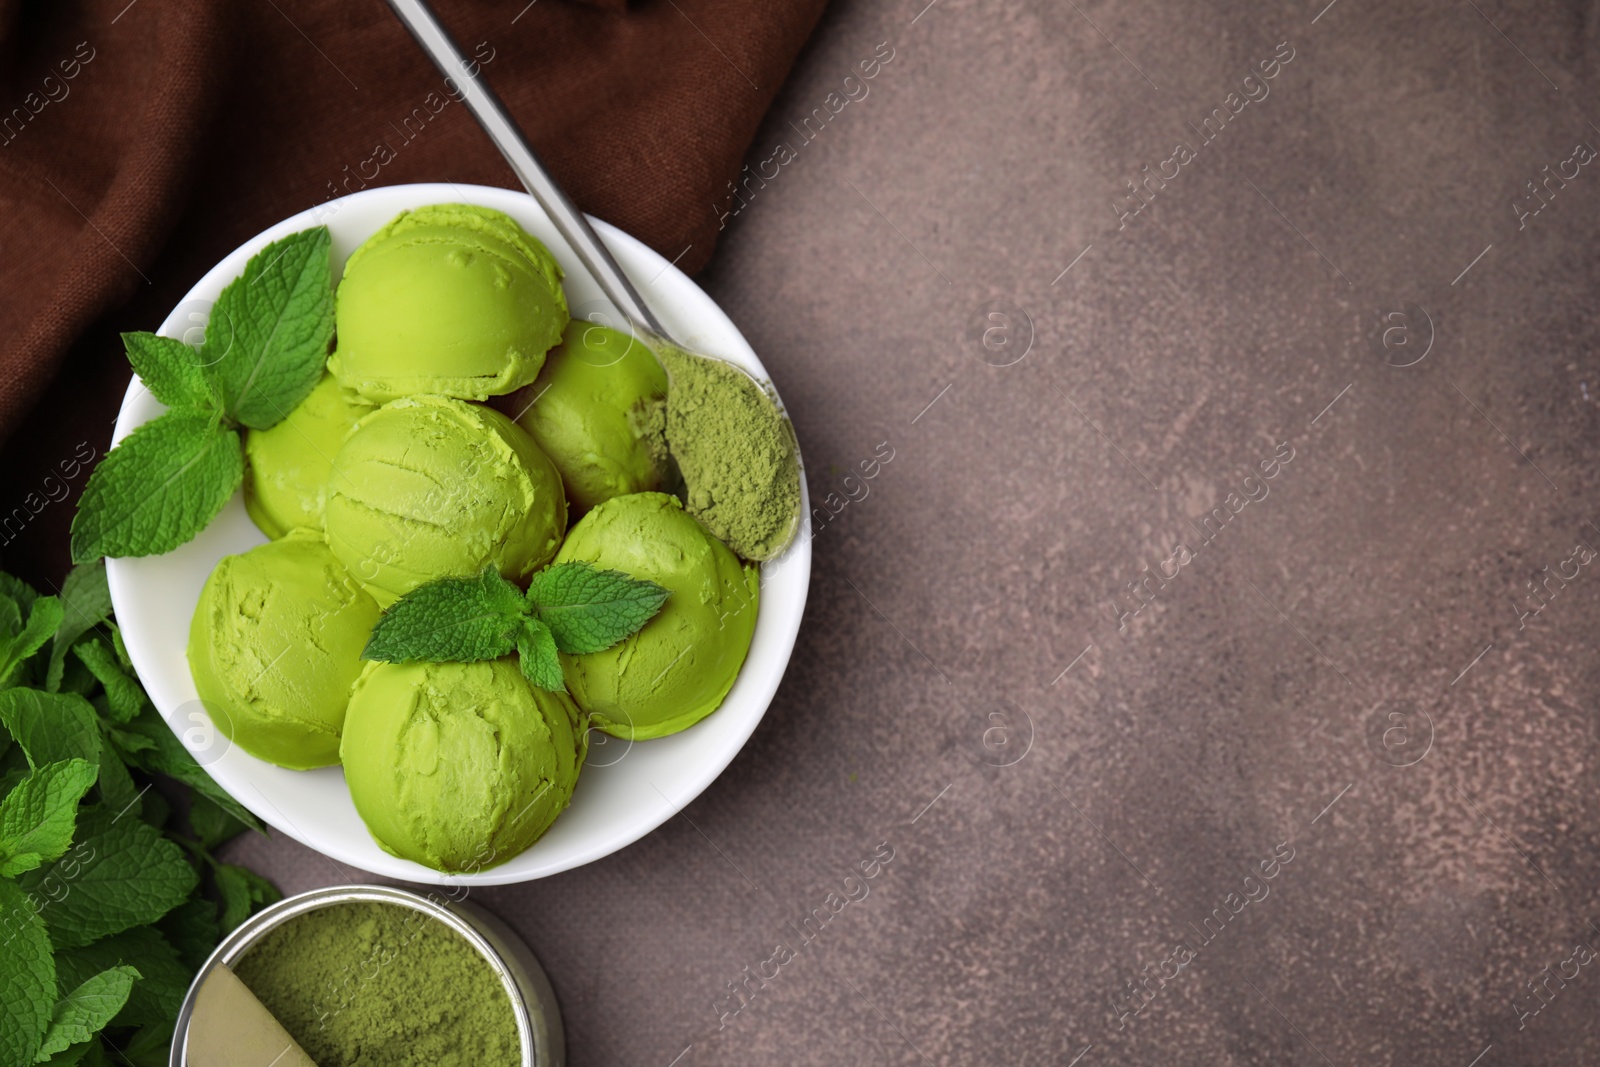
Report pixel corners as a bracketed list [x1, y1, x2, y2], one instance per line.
[383, 0, 802, 562]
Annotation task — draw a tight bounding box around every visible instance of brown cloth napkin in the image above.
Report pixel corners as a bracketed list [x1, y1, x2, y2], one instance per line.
[0, 0, 825, 586]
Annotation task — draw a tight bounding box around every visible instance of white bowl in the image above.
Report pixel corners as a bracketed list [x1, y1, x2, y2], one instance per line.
[107, 183, 811, 886]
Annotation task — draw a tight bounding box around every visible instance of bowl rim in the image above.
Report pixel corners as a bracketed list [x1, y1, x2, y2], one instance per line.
[107, 181, 812, 885]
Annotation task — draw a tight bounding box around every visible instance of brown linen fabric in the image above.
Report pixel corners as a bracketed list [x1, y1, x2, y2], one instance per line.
[0, 0, 826, 585]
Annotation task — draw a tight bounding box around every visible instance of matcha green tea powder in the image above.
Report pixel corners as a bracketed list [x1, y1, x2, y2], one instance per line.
[234, 902, 520, 1067]
[657, 344, 801, 561]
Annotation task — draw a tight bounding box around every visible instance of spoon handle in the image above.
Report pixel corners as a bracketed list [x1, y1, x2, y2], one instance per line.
[383, 0, 666, 336]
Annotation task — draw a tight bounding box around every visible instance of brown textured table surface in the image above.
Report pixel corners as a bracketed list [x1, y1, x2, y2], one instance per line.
[225, 1, 1600, 1063]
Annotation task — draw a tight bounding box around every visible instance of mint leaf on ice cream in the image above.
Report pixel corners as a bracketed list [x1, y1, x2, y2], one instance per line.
[363, 566, 528, 665]
[201, 227, 334, 430]
[364, 561, 669, 692]
[70, 409, 242, 563]
[516, 617, 564, 692]
[121, 332, 211, 409]
[527, 562, 671, 655]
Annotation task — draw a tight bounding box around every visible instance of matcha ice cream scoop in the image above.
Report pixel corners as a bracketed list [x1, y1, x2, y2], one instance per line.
[340, 659, 585, 872]
[510, 322, 671, 514]
[329, 204, 568, 402]
[324, 395, 567, 606]
[187, 531, 381, 770]
[243, 373, 373, 539]
[555, 492, 758, 740]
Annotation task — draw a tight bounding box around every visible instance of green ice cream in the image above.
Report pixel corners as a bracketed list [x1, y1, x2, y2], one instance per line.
[555, 492, 758, 740]
[243, 373, 373, 538]
[510, 322, 671, 514]
[324, 396, 567, 606]
[340, 659, 585, 872]
[329, 204, 568, 402]
[187, 531, 381, 769]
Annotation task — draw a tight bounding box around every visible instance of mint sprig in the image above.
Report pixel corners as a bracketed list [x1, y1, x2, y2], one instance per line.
[0, 562, 281, 1064]
[363, 563, 670, 692]
[70, 227, 334, 563]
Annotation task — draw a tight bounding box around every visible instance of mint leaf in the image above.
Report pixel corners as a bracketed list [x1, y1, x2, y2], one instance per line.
[71, 639, 144, 724]
[102, 728, 153, 756]
[0, 690, 101, 771]
[0, 759, 97, 877]
[0, 573, 39, 615]
[108, 626, 131, 670]
[56, 927, 186, 1031]
[20, 808, 197, 949]
[156, 898, 219, 971]
[186, 794, 247, 851]
[119, 1025, 169, 1065]
[90, 747, 139, 816]
[516, 618, 565, 692]
[48, 562, 111, 693]
[116, 704, 260, 832]
[362, 562, 668, 682]
[122, 333, 210, 410]
[527, 562, 669, 654]
[0, 879, 55, 1066]
[363, 567, 527, 664]
[36, 965, 139, 1060]
[214, 862, 281, 935]
[201, 227, 333, 430]
[2, 850, 43, 878]
[36, 1039, 97, 1066]
[0, 596, 63, 689]
[69, 409, 242, 563]
[0, 593, 22, 646]
[36, 971, 136, 1062]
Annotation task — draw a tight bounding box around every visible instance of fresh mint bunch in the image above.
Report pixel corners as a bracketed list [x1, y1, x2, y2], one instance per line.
[363, 562, 670, 692]
[0, 559, 280, 1066]
[70, 227, 335, 563]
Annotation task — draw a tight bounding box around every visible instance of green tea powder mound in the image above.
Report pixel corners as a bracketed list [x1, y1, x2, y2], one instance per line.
[657, 344, 800, 561]
[234, 902, 520, 1067]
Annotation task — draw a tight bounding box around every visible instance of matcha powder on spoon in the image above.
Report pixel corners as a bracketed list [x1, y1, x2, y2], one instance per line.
[233, 902, 520, 1067]
[657, 344, 801, 561]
